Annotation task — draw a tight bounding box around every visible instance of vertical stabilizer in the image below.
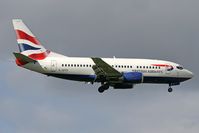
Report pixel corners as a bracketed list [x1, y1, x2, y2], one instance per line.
[12, 19, 50, 60]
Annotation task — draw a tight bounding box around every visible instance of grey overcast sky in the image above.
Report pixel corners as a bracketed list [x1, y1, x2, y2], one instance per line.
[0, 0, 199, 133]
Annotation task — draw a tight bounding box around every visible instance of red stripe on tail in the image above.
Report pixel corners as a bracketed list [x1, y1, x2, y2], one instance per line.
[15, 30, 41, 45]
[28, 50, 50, 60]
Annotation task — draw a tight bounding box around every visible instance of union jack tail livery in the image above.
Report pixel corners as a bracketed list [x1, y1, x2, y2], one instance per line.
[12, 19, 50, 62]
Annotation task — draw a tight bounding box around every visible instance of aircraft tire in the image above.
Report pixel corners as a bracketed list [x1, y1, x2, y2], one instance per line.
[168, 87, 173, 93]
[98, 86, 105, 93]
[98, 84, 109, 93]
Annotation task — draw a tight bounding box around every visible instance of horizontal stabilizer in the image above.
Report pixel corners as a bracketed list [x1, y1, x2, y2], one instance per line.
[13, 52, 36, 63]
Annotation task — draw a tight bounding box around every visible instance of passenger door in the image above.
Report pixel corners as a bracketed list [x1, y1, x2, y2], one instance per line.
[51, 60, 57, 72]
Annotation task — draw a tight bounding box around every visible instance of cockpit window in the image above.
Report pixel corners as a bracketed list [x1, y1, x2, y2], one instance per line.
[176, 66, 183, 70]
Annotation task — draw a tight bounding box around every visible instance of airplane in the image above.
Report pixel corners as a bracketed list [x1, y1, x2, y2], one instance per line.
[12, 19, 194, 93]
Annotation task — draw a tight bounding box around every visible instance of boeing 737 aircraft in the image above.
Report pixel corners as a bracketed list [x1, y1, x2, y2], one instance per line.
[12, 19, 193, 93]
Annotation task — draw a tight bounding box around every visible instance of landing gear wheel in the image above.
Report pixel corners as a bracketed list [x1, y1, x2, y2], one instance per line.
[168, 87, 173, 93]
[98, 87, 105, 93]
[98, 84, 109, 93]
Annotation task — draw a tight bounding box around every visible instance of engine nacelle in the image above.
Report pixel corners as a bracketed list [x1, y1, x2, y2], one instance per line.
[122, 72, 143, 83]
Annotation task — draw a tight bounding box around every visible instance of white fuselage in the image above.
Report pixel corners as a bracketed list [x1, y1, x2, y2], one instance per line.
[23, 52, 193, 85]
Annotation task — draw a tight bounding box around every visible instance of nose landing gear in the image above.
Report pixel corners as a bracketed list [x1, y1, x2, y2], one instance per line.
[168, 87, 173, 92]
[168, 83, 179, 93]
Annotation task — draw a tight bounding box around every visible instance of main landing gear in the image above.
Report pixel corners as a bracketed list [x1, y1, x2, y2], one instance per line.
[98, 83, 109, 93]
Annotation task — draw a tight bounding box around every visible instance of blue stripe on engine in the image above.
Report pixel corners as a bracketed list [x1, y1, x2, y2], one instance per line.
[18, 43, 41, 52]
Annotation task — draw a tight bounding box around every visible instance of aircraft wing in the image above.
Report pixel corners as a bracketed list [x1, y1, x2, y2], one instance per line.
[91, 57, 122, 82]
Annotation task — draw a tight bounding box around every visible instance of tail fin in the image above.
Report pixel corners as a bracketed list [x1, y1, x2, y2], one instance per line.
[12, 19, 50, 60]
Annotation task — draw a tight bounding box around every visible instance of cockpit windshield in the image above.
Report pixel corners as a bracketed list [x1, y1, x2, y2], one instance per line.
[176, 65, 183, 70]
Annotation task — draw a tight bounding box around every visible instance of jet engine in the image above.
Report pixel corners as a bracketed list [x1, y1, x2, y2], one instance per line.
[122, 72, 143, 83]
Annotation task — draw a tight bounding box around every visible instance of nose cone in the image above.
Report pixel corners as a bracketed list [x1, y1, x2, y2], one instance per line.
[185, 69, 194, 79]
[178, 69, 194, 82]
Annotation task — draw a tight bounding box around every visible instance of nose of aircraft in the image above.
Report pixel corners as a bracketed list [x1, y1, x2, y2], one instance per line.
[178, 69, 194, 82]
[185, 69, 194, 79]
